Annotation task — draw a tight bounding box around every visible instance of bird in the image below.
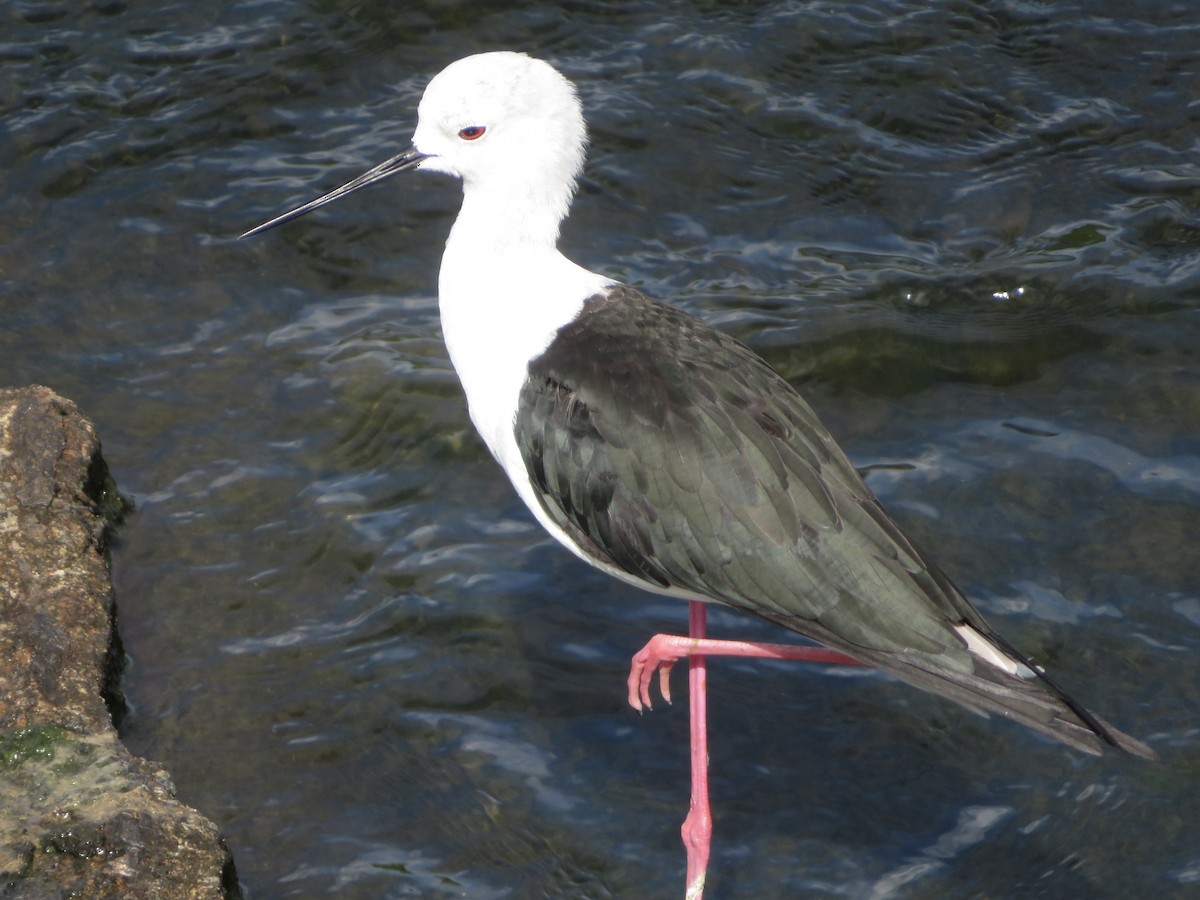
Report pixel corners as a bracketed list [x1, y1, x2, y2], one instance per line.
[242, 50, 1155, 898]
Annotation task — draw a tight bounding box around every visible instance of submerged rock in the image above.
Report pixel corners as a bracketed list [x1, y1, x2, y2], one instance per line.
[0, 386, 240, 899]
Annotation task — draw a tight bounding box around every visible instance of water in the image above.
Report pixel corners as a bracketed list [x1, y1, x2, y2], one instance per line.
[4, 1, 1198, 897]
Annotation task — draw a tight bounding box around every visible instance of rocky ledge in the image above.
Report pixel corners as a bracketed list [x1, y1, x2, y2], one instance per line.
[1, 386, 239, 899]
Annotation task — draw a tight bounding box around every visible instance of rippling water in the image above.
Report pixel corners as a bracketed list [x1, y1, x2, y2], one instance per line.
[4, 1, 1198, 897]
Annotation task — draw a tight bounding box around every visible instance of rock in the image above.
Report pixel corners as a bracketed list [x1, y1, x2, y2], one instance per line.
[0, 386, 240, 899]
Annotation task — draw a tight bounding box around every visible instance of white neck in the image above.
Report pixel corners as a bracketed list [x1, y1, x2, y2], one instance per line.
[451, 171, 574, 251]
[436, 184, 611, 472]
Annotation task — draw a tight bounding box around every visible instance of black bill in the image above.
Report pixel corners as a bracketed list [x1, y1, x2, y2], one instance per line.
[240, 144, 429, 238]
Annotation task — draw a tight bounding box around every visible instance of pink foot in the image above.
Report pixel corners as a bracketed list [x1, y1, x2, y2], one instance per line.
[683, 803, 711, 900]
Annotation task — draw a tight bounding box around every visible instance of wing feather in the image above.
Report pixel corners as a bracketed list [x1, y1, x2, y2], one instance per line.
[514, 285, 1154, 759]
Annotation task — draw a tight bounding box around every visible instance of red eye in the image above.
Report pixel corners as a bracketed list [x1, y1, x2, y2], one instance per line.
[458, 125, 486, 141]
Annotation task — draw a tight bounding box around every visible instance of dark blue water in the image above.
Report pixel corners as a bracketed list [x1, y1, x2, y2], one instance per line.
[4, 1, 1198, 897]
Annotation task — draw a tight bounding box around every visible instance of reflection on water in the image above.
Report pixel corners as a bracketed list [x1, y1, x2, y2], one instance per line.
[3, 1, 1198, 897]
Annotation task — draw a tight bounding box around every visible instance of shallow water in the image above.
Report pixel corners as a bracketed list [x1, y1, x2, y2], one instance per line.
[4, 1, 1198, 897]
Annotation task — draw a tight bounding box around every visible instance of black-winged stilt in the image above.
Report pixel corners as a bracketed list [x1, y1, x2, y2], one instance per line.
[242, 51, 1155, 899]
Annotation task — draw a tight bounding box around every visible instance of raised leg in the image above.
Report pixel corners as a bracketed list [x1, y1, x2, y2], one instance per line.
[628, 629, 865, 711]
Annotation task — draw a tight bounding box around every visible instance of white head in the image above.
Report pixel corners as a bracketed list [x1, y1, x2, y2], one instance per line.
[415, 52, 587, 201]
[241, 52, 589, 244]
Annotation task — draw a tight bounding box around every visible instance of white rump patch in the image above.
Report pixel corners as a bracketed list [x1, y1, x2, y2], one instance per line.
[954, 624, 1036, 678]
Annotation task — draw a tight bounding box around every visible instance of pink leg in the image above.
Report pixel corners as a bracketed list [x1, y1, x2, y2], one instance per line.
[628, 609, 867, 899]
[628, 630, 864, 711]
[683, 600, 711, 900]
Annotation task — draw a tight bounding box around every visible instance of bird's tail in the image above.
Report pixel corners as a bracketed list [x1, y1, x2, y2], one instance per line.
[761, 612, 1157, 761]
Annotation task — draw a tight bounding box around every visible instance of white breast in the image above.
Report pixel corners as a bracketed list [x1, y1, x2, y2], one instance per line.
[438, 241, 609, 489]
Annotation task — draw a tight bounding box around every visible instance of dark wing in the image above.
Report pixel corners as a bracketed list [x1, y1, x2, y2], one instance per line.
[515, 285, 1153, 759]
